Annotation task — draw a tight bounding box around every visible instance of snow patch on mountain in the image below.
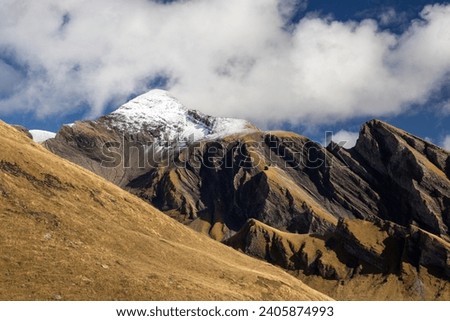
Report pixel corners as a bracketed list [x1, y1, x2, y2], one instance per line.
[209, 117, 252, 139]
[30, 130, 56, 143]
[104, 89, 254, 145]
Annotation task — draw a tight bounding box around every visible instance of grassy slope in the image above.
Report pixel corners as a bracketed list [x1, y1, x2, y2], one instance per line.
[0, 121, 329, 301]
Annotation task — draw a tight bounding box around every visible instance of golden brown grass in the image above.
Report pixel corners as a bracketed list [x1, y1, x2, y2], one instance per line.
[341, 219, 388, 256]
[0, 121, 330, 301]
[265, 131, 308, 140]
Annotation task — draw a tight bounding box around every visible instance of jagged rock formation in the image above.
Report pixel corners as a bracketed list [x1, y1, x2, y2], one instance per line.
[42, 91, 450, 300]
[124, 120, 450, 242]
[130, 131, 341, 240]
[341, 121, 450, 240]
[0, 120, 329, 300]
[225, 218, 449, 300]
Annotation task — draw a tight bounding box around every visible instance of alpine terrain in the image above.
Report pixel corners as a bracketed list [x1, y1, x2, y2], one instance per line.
[23, 89, 450, 300]
[0, 120, 329, 300]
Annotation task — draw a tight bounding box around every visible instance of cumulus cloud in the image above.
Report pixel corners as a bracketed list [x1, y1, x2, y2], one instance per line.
[377, 7, 408, 27]
[1, 0, 450, 128]
[442, 135, 450, 151]
[330, 130, 359, 149]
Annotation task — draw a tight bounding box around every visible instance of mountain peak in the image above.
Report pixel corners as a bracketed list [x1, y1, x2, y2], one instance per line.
[137, 88, 171, 97]
[362, 119, 405, 133]
[110, 89, 186, 122]
[114, 89, 182, 111]
[359, 118, 449, 153]
[102, 89, 256, 144]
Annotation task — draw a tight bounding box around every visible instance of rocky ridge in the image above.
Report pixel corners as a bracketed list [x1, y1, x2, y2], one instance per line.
[225, 218, 449, 300]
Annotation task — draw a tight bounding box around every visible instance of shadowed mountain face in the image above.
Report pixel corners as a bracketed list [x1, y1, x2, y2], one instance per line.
[43, 91, 450, 300]
[225, 218, 450, 300]
[0, 121, 329, 301]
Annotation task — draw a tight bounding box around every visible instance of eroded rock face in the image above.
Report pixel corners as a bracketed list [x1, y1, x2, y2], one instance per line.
[225, 219, 350, 280]
[350, 120, 450, 240]
[125, 120, 450, 243]
[127, 132, 343, 240]
[226, 217, 450, 300]
[405, 226, 450, 279]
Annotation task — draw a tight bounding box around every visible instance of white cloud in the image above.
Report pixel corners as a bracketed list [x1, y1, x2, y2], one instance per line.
[330, 130, 359, 149]
[377, 7, 407, 27]
[278, 0, 308, 22]
[379, 8, 398, 26]
[1, 1, 450, 128]
[442, 135, 450, 151]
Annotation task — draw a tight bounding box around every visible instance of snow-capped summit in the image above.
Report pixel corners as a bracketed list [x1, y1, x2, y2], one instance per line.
[102, 89, 255, 145]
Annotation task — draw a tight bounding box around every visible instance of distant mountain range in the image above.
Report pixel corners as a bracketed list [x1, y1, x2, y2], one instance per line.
[4, 90, 449, 300]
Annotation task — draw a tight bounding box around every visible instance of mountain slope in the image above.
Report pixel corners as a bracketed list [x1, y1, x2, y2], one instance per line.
[0, 121, 329, 300]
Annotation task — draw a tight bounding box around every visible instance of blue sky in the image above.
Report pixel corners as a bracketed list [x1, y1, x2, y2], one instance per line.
[0, 0, 449, 149]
